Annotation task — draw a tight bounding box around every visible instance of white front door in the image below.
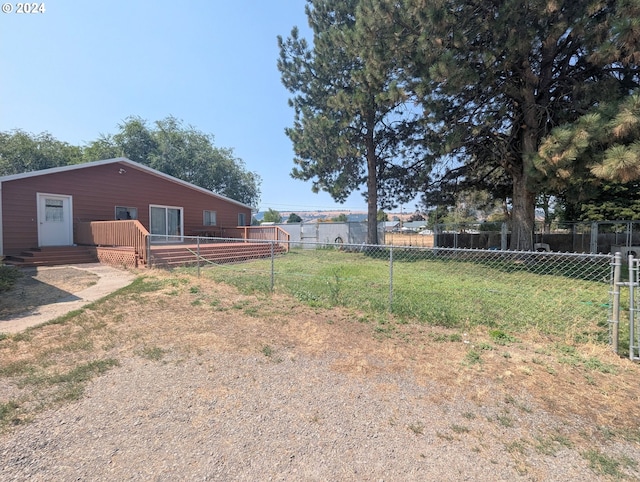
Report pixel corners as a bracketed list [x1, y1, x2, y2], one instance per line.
[37, 193, 73, 247]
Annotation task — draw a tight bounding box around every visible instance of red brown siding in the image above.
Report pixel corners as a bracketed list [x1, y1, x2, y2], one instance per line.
[1, 160, 252, 255]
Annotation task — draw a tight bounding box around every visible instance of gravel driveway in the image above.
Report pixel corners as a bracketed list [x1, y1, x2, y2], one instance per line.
[0, 354, 605, 481]
[1, 269, 638, 481]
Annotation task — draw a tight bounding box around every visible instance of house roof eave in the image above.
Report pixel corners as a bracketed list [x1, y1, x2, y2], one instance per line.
[0, 157, 253, 210]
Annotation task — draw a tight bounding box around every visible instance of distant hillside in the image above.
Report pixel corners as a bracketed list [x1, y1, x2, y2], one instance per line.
[256, 210, 368, 222]
[255, 210, 412, 223]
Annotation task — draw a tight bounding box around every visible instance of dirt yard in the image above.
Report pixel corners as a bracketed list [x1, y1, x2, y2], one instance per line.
[0, 268, 639, 480]
[0, 266, 99, 319]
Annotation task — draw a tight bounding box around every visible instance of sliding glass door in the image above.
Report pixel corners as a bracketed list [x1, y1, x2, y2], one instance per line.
[150, 205, 183, 242]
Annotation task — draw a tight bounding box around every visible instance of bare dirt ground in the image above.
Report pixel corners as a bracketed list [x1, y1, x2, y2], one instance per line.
[0, 266, 99, 319]
[1, 268, 639, 480]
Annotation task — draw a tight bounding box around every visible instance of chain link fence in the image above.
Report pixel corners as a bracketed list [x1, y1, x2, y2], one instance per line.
[429, 220, 640, 254]
[156, 237, 613, 342]
[609, 252, 640, 360]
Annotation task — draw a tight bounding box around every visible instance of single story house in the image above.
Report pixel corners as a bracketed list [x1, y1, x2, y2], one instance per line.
[384, 221, 400, 232]
[402, 221, 428, 232]
[0, 157, 256, 265]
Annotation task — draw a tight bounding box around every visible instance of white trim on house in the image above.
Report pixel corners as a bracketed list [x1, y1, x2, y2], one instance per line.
[0, 157, 253, 210]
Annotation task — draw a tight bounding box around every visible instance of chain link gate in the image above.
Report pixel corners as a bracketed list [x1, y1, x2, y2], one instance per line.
[610, 252, 640, 360]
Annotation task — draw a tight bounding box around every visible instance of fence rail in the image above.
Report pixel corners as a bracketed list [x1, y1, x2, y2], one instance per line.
[75, 220, 150, 266]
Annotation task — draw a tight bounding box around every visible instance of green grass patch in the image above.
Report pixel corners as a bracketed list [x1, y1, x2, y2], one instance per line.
[535, 433, 573, 456]
[3, 358, 121, 411]
[495, 412, 514, 427]
[464, 350, 482, 365]
[137, 346, 167, 361]
[0, 265, 22, 292]
[122, 276, 169, 295]
[193, 248, 609, 342]
[51, 359, 118, 384]
[0, 361, 35, 377]
[582, 449, 638, 479]
[430, 333, 463, 343]
[0, 401, 20, 425]
[451, 424, 470, 434]
[21, 359, 119, 388]
[489, 329, 518, 345]
[556, 344, 618, 374]
[11, 332, 32, 343]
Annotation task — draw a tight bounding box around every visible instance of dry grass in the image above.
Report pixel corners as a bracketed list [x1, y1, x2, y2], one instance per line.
[1, 269, 639, 450]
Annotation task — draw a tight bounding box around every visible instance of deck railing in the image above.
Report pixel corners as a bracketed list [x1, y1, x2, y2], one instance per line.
[75, 220, 150, 265]
[223, 226, 291, 252]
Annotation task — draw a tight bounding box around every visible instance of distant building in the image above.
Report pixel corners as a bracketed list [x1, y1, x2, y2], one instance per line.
[384, 221, 400, 232]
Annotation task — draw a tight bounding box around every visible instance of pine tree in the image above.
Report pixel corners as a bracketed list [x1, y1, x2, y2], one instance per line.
[278, 0, 427, 244]
[402, 0, 629, 249]
[538, 91, 640, 184]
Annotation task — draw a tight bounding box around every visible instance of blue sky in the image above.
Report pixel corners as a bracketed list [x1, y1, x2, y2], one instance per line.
[0, 0, 405, 213]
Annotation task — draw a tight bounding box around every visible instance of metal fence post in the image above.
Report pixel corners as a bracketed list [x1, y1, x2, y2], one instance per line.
[270, 241, 275, 292]
[501, 223, 508, 250]
[610, 252, 622, 354]
[389, 245, 394, 313]
[630, 254, 636, 360]
[590, 222, 599, 254]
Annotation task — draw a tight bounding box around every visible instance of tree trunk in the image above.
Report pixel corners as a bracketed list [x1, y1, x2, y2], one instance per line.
[363, 105, 379, 245]
[509, 104, 538, 251]
[366, 130, 379, 245]
[504, 62, 545, 253]
[509, 173, 536, 250]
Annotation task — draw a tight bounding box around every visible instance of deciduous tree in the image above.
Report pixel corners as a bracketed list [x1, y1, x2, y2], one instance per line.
[2, 117, 261, 208]
[263, 208, 283, 223]
[85, 116, 261, 207]
[0, 130, 82, 175]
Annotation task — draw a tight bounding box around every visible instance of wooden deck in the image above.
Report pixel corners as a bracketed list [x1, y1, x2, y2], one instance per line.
[149, 241, 287, 268]
[4, 241, 287, 269]
[3, 246, 99, 267]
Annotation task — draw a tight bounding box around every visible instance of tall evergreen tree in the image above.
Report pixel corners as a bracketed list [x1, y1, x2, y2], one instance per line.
[538, 91, 640, 184]
[402, 0, 628, 249]
[278, 0, 428, 244]
[534, 0, 640, 220]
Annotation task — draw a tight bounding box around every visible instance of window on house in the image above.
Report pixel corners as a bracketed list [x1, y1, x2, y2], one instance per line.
[203, 210, 217, 226]
[45, 199, 64, 222]
[115, 206, 138, 220]
[238, 213, 246, 226]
